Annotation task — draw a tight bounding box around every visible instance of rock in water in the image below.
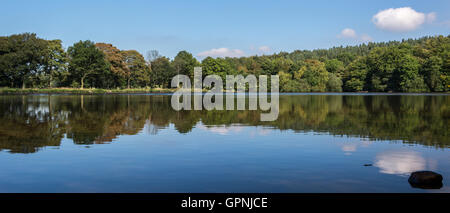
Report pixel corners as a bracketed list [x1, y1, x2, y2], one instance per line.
[408, 171, 443, 189]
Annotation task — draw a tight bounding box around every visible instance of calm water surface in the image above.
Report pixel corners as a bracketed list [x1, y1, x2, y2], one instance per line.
[0, 94, 448, 192]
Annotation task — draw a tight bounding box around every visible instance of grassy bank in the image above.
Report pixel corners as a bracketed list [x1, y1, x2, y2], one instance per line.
[0, 87, 177, 94]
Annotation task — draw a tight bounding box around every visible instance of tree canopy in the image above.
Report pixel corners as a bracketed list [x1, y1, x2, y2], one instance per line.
[1, 33, 449, 92]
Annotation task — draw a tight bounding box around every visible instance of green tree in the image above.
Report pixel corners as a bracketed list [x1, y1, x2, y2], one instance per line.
[327, 73, 343, 92]
[397, 54, 428, 92]
[366, 45, 428, 92]
[442, 51, 450, 91]
[279, 71, 292, 87]
[0, 33, 48, 88]
[202, 57, 232, 80]
[297, 60, 329, 92]
[68, 40, 109, 89]
[122, 50, 151, 88]
[336, 52, 356, 66]
[173, 51, 199, 79]
[272, 57, 294, 75]
[422, 56, 444, 92]
[43, 40, 68, 87]
[150, 57, 175, 88]
[344, 57, 368, 91]
[366, 47, 394, 91]
[0, 36, 7, 86]
[325, 59, 345, 77]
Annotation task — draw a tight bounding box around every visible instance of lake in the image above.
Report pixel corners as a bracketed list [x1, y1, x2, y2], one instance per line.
[0, 94, 448, 192]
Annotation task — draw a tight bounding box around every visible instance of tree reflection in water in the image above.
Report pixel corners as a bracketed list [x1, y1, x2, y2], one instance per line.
[0, 94, 448, 153]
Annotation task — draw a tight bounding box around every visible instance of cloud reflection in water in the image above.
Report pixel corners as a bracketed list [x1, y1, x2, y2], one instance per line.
[375, 150, 427, 175]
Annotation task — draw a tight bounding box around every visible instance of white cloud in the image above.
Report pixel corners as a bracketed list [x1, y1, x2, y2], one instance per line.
[197, 48, 245, 58]
[372, 7, 436, 32]
[338, 28, 372, 42]
[338, 28, 357, 38]
[258, 46, 271, 53]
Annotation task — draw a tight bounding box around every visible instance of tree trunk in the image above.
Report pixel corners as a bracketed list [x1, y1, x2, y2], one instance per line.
[81, 75, 86, 89]
[49, 74, 53, 88]
[22, 78, 26, 89]
[128, 78, 131, 89]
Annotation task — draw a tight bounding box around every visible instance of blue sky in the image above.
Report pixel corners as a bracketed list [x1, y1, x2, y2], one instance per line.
[1, 0, 449, 59]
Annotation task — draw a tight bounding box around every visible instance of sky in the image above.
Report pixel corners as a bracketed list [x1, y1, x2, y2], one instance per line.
[1, 0, 449, 59]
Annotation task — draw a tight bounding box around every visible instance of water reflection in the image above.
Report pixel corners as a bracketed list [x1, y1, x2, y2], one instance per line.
[341, 143, 358, 155]
[0, 94, 448, 154]
[198, 124, 244, 135]
[375, 150, 427, 175]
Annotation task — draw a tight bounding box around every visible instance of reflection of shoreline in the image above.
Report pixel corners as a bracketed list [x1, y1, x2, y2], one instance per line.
[374, 150, 437, 176]
[0, 95, 448, 153]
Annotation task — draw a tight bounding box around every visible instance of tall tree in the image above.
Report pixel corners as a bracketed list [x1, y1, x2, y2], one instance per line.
[442, 51, 450, 91]
[44, 39, 68, 87]
[202, 57, 231, 80]
[325, 59, 345, 78]
[95, 43, 129, 88]
[173, 51, 199, 79]
[68, 40, 109, 89]
[397, 53, 427, 92]
[422, 56, 444, 92]
[150, 57, 174, 88]
[296, 60, 329, 92]
[0, 36, 10, 87]
[344, 57, 368, 91]
[0, 33, 48, 88]
[122, 50, 151, 88]
[366, 44, 427, 92]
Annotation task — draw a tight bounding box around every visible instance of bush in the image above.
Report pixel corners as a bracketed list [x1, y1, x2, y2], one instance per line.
[70, 82, 80, 88]
[326, 73, 343, 92]
[345, 78, 365, 92]
[281, 80, 311, 92]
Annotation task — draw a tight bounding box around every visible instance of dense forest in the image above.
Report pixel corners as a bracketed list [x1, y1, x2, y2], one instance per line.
[0, 33, 449, 92]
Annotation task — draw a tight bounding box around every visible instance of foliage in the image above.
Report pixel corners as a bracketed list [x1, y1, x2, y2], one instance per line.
[150, 57, 175, 88]
[1, 95, 448, 153]
[173, 50, 200, 79]
[67, 40, 110, 89]
[1, 33, 449, 92]
[95, 43, 129, 88]
[122, 50, 151, 88]
[0, 33, 49, 88]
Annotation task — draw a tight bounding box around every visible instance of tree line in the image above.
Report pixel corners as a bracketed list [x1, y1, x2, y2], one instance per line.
[0, 33, 449, 92]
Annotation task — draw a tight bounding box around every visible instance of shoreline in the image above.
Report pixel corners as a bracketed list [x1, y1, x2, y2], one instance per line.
[0, 88, 176, 95]
[0, 88, 448, 95]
